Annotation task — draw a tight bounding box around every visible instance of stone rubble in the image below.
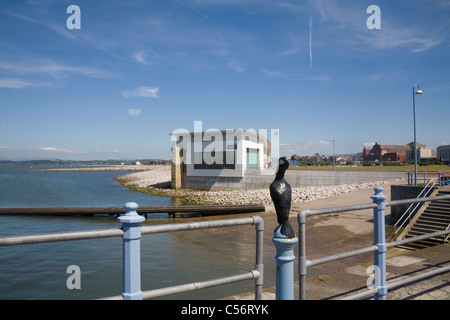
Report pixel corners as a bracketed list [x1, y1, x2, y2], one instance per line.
[114, 165, 397, 206]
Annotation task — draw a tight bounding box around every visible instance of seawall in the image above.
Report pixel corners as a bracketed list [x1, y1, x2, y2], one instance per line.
[181, 170, 407, 190]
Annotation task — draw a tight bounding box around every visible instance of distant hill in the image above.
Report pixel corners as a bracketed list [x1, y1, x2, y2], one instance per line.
[0, 159, 171, 166]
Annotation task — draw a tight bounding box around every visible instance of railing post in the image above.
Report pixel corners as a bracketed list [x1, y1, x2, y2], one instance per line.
[253, 217, 264, 300]
[298, 211, 307, 300]
[118, 202, 145, 300]
[273, 228, 298, 300]
[371, 187, 387, 300]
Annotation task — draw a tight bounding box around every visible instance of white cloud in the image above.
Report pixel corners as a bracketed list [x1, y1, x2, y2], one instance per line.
[128, 109, 142, 116]
[38, 147, 75, 153]
[0, 60, 112, 79]
[132, 50, 167, 66]
[121, 86, 160, 98]
[228, 58, 245, 73]
[262, 69, 330, 81]
[363, 142, 376, 149]
[132, 51, 148, 65]
[0, 78, 36, 88]
[309, 0, 446, 54]
[366, 28, 443, 53]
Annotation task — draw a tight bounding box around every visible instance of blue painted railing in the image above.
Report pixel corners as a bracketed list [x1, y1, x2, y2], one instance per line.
[408, 170, 450, 186]
[297, 187, 450, 300]
[2, 190, 449, 300]
[0, 203, 264, 300]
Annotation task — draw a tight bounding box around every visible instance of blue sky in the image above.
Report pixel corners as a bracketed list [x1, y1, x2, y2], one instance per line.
[0, 0, 449, 160]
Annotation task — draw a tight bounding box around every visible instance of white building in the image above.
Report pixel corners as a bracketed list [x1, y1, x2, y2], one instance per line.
[170, 129, 277, 190]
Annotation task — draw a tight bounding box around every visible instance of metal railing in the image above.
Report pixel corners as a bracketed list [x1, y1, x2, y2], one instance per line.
[297, 188, 450, 300]
[0, 202, 264, 300]
[444, 224, 450, 243]
[392, 178, 439, 238]
[408, 170, 450, 186]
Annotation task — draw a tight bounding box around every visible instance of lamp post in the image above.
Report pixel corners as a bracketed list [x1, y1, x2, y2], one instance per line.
[330, 138, 335, 172]
[412, 84, 423, 186]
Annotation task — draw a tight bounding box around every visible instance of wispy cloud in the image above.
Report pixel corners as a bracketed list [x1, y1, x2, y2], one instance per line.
[359, 72, 403, 86]
[0, 78, 36, 89]
[121, 86, 160, 98]
[309, 0, 446, 54]
[428, 81, 450, 93]
[262, 69, 330, 81]
[38, 147, 76, 154]
[363, 142, 376, 149]
[228, 58, 245, 73]
[0, 59, 112, 79]
[365, 28, 443, 53]
[132, 50, 168, 66]
[132, 51, 149, 65]
[128, 109, 142, 116]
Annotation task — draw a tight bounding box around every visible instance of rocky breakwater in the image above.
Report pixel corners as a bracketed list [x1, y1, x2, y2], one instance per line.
[114, 166, 398, 206]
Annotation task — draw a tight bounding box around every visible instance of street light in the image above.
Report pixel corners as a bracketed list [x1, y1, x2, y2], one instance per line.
[413, 84, 423, 186]
[330, 138, 335, 172]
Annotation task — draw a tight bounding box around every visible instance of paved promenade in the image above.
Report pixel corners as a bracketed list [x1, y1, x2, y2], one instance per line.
[223, 181, 449, 300]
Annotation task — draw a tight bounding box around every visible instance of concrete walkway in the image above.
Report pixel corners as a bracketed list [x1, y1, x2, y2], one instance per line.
[222, 181, 449, 300]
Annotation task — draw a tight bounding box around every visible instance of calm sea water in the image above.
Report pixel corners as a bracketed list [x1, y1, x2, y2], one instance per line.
[0, 165, 255, 300]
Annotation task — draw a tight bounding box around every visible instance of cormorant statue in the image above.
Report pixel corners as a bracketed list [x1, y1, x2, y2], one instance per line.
[270, 156, 296, 238]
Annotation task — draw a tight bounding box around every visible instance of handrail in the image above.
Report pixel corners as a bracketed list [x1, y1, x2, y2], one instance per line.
[444, 223, 450, 243]
[0, 204, 265, 216]
[393, 178, 439, 235]
[340, 264, 450, 300]
[0, 205, 264, 300]
[0, 228, 124, 246]
[298, 190, 450, 300]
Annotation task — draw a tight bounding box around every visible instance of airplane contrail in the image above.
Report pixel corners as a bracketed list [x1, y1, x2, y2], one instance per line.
[309, 16, 313, 67]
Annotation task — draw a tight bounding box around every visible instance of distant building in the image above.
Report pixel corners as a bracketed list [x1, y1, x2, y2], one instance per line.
[170, 129, 276, 190]
[437, 145, 450, 164]
[362, 142, 435, 162]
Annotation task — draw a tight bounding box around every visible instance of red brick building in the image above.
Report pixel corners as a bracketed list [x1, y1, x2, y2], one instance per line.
[363, 142, 408, 162]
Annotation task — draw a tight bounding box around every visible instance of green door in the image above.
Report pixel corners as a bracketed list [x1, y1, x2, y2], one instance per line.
[246, 148, 258, 170]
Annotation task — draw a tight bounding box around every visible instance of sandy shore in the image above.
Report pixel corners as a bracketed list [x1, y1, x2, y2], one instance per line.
[114, 166, 402, 205]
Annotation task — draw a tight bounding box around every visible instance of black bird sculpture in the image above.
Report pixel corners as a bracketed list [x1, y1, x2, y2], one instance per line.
[270, 157, 296, 238]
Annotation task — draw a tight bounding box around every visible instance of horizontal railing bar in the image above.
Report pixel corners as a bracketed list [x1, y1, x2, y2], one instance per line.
[339, 287, 379, 300]
[300, 203, 377, 217]
[307, 245, 378, 268]
[0, 204, 265, 216]
[387, 229, 450, 248]
[142, 270, 260, 300]
[0, 206, 124, 215]
[0, 217, 261, 247]
[339, 264, 450, 300]
[307, 230, 450, 268]
[386, 264, 450, 291]
[101, 271, 260, 300]
[385, 194, 450, 207]
[300, 194, 450, 219]
[140, 216, 260, 235]
[0, 228, 124, 246]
